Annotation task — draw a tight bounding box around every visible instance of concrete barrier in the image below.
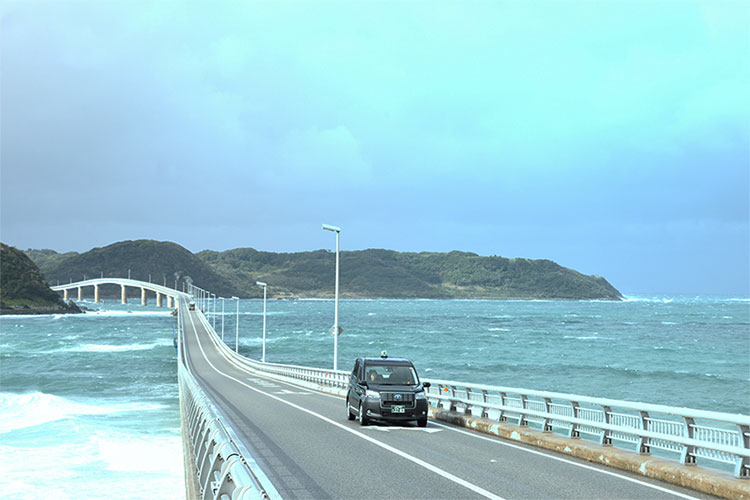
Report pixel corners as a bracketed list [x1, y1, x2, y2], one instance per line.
[429, 406, 750, 500]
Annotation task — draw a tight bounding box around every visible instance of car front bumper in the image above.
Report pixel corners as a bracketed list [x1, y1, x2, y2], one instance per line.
[362, 398, 429, 421]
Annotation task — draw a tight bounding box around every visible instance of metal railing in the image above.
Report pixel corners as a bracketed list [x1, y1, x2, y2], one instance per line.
[188, 290, 750, 479]
[177, 305, 280, 499]
[423, 379, 750, 478]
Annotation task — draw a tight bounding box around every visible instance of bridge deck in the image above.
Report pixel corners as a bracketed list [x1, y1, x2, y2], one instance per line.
[181, 305, 713, 499]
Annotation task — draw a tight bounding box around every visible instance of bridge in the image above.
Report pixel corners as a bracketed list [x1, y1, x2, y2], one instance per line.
[52, 277, 188, 309]
[57, 279, 750, 500]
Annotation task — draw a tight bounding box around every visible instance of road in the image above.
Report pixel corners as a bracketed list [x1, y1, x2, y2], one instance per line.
[181, 306, 716, 500]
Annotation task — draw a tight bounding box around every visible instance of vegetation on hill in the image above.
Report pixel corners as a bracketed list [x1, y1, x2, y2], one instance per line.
[1, 243, 81, 314]
[197, 247, 623, 300]
[25, 240, 622, 300]
[31, 240, 242, 298]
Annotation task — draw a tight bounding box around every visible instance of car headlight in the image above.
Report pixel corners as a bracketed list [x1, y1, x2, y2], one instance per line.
[365, 390, 380, 399]
[416, 391, 427, 400]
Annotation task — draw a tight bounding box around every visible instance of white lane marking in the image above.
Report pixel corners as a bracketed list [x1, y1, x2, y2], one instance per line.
[430, 422, 702, 500]
[185, 312, 504, 500]
[246, 377, 279, 388]
[274, 390, 312, 395]
[190, 312, 700, 500]
[365, 427, 442, 433]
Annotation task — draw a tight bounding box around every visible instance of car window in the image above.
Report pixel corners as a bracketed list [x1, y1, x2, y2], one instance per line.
[351, 360, 360, 378]
[363, 363, 418, 385]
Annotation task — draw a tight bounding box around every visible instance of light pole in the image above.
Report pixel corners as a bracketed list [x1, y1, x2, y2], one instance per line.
[256, 281, 267, 362]
[232, 296, 240, 353]
[221, 297, 225, 342]
[322, 223, 342, 371]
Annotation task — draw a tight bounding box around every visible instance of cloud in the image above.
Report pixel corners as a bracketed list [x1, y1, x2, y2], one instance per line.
[278, 126, 371, 184]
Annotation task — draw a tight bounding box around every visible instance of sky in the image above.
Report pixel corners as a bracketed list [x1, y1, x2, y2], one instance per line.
[1, 1, 748, 296]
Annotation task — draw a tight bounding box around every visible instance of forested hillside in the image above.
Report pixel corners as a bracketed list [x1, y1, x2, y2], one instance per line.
[24, 240, 622, 300]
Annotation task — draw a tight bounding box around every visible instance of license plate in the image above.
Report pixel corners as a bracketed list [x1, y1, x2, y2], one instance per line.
[391, 405, 405, 413]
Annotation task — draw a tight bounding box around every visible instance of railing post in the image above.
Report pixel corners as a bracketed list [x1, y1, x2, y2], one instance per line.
[599, 405, 612, 446]
[519, 394, 528, 427]
[498, 392, 507, 422]
[637, 410, 651, 454]
[736, 424, 750, 478]
[569, 401, 580, 438]
[543, 397, 553, 432]
[680, 417, 697, 465]
[481, 389, 489, 419]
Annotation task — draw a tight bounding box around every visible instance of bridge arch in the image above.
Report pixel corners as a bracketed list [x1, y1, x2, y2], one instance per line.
[51, 278, 188, 307]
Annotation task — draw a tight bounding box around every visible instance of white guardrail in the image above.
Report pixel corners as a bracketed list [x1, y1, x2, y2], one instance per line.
[185, 291, 750, 480]
[177, 302, 281, 500]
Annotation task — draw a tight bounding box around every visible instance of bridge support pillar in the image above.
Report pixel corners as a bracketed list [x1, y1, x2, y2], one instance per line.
[168, 296, 174, 309]
[94, 284, 100, 303]
[141, 287, 147, 306]
[121, 285, 127, 304]
[77, 287, 82, 301]
[63, 289, 69, 301]
[157, 293, 163, 308]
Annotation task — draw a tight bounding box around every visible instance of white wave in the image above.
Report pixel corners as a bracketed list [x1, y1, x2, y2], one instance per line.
[0, 392, 166, 433]
[661, 321, 678, 325]
[563, 335, 610, 341]
[62, 341, 170, 353]
[0, 433, 183, 499]
[622, 296, 675, 303]
[488, 327, 510, 332]
[80, 310, 172, 318]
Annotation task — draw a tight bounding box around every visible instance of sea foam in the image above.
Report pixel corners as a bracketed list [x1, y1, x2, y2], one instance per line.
[0, 392, 166, 433]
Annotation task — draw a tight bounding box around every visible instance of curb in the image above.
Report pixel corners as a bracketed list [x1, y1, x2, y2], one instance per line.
[429, 406, 750, 500]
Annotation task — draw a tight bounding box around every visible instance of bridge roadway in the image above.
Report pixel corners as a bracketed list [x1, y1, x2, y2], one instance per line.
[182, 305, 714, 500]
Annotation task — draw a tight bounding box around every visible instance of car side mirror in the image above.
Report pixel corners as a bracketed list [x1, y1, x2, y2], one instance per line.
[359, 380, 368, 388]
[422, 382, 431, 388]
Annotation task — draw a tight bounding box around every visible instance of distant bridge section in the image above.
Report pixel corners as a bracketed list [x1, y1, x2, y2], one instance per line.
[51, 278, 188, 308]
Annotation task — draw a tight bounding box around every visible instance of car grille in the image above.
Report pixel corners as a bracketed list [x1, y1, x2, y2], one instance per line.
[381, 392, 415, 407]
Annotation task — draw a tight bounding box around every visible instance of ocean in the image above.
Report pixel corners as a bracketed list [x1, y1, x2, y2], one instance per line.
[1, 296, 748, 499]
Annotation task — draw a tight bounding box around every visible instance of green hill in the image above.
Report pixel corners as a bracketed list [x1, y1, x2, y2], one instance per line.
[26, 240, 622, 300]
[1, 243, 81, 314]
[31, 240, 242, 298]
[197, 247, 622, 300]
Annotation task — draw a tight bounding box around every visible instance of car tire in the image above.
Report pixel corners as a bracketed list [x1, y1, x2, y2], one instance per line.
[358, 402, 369, 426]
[417, 416, 427, 427]
[346, 397, 355, 421]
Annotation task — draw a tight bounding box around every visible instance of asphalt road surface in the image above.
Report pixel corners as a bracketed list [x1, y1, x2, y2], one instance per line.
[182, 307, 717, 500]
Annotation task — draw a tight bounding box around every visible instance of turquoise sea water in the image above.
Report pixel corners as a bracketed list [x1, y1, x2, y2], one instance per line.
[1, 296, 748, 498]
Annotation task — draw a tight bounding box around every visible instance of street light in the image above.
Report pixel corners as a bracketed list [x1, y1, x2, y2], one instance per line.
[221, 297, 225, 342]
[256, 281, 268, 363]
[322, 223, 342, 371]
[232, 296, 240, 353]
[212, 293, 217, 329]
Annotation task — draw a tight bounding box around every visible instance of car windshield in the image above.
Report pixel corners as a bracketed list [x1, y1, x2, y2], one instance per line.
[364, 363, 419, 385]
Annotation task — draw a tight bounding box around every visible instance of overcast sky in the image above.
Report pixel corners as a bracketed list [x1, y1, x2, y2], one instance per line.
[1, 1, 748, 296]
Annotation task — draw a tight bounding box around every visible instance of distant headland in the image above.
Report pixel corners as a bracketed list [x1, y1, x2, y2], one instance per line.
[0, 243, 82, 315]
[20, 239, 622, 301]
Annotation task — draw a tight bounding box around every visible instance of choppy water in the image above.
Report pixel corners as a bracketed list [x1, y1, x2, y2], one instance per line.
[1, 296, 748, 499]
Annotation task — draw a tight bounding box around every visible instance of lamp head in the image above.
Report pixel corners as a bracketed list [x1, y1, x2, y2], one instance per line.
[322, 224, 341, 232]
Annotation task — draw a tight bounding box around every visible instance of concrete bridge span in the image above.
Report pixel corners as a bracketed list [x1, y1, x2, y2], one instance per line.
[51, 278, 186, 308]
[52, 277, 750, 499]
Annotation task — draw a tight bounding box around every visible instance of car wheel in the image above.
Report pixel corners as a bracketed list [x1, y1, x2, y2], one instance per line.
[346, 396, 355, 421]
[417, 416, 427, 427]
[358, 402, 368, 426]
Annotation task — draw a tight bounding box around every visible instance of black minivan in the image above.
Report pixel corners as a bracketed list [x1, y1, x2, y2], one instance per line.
[346, 356, 431, 427]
